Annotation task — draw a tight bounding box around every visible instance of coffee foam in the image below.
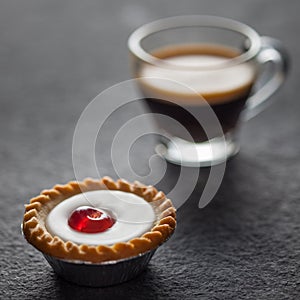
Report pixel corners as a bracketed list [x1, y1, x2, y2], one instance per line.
[138, 45, 257, 105]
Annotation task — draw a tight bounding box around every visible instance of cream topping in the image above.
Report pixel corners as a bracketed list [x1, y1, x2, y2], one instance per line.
[139, 54, 257, 105]
[46, 190, 156, 246]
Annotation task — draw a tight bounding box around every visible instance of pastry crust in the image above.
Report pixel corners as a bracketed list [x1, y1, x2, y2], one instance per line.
[23, 177, 176, 263]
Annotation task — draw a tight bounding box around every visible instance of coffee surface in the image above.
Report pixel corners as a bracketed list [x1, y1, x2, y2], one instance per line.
[139, 44, 257, 105]
[137, 44, 257, 142]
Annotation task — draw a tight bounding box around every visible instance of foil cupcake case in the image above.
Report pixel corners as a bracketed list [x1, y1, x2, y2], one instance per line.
[43, 249, 156, 287]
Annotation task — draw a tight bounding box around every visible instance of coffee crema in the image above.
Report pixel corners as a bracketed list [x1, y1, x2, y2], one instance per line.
[136, 44, 258, 142]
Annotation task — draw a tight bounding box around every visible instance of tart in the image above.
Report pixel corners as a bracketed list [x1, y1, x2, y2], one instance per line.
[22, 177, 176, 264]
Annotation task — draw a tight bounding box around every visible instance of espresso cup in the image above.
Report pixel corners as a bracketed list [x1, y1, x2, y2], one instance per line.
[128, 16, 289, 167]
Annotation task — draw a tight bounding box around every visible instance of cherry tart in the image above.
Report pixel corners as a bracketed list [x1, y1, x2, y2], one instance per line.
[23, 177, 176, 263]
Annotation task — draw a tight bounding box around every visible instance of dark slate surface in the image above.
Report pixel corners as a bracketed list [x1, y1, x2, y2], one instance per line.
[1, 0, 299, 299]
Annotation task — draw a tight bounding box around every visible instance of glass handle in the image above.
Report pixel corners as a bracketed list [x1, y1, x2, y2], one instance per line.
[243, 36, 289, 121]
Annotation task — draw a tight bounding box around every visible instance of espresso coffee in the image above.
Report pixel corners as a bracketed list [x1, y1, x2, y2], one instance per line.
[137, 44, 257, 142]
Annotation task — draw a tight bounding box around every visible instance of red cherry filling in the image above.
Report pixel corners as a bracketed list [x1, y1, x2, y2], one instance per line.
[68, 206, 115, 233]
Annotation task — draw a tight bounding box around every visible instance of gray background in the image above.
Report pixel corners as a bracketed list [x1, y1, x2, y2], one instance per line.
[1, 0, 300, 299]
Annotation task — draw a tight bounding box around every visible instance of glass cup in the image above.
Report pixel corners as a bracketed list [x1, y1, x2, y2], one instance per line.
[128, 15, 289, 167]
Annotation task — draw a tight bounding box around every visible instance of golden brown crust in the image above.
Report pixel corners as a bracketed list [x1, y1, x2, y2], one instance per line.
[23, 177, 176, 263]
